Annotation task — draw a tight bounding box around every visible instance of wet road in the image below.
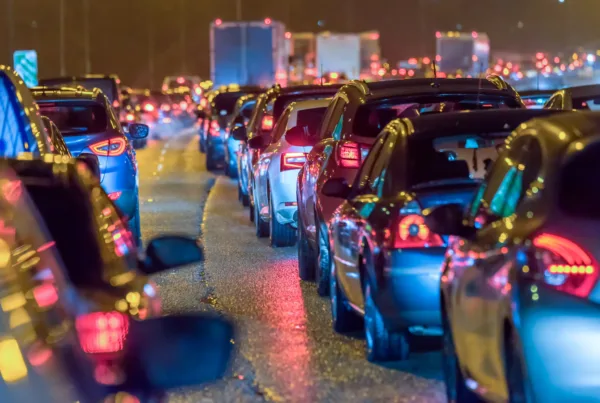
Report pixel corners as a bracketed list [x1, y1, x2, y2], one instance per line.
[135, 129, 446, 402]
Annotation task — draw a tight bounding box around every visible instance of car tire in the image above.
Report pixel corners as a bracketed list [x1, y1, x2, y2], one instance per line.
[504, 327, 532, 403]
[364, 278, 409, 362]
[442, 310, 484, 403]
[269, 192, 297, 247]
[254, 198, 269, 238]
[316, 224, 330, 297]
[330, 258, 363, 333]
[298, 214, 316, 281]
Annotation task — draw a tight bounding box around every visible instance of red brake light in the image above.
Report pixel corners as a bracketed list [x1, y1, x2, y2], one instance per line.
[281, 152, 307, 171]
[261, 115, 274, 131]
[337, 141, 361, 168]
[393, 214, 444, 249]
[177, 76, 185, 84]
[76, 312, 129, 354]
[90, 138, 127, 156]
[108, 191, 122, 201]
[533, 233, 598, 298]
[126, 113, 134, 122]
[194, 87, 202, 95]
[210, 120, 220, 136]
[161, 104, 171, 112]
[112, 100, 120, 109]
[33, 283, 59, 308]
[200, 98, 207, 108]
[143, 103, 155, 112]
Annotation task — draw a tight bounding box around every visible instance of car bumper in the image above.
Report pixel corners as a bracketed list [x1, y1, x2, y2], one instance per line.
[377, 248, 446, 331]
[271, 168, 300, 227]
[518, 281, 600, 402]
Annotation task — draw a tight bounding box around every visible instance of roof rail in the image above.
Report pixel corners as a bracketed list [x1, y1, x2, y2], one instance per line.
[485, 74, 509, 90]
[347, 80, 370, 96]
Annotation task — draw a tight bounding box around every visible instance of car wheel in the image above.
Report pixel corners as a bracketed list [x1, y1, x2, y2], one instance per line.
[316, 224, 330, 297]
[504, 327, 532, 403]
[364, 277, 409, 362]
[269, 192, 297, 247]
[442, 311, 483, 403]
[330, 258, 362, 333]
[298, 213, 316, 281]
[254, 198, 269, 238]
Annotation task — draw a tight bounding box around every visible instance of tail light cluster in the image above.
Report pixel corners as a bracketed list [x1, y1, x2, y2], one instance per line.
[532, 233, 598, 298]
[261, 115, 274, 131]
[210, 120, 221, 137]
[90, 138, 127, 156]
[180, 101, 188, 110]
[392, 214, 445, 249]
[336, 141, 370, 168]
[76, 312, 129, 354]
[281, 152, 307, 171]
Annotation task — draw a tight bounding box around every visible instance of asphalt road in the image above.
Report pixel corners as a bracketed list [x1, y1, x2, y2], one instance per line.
[135, 128, 446, 403]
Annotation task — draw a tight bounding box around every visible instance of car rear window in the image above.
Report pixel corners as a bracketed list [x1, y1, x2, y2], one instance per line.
[214, 92, 247, 115]
[274, 93, 335, 120]
[38, 102, 108, 136]
[297, 107, 327, 134]
[353, 94, 516, 138]
[559, 142, 600, 218]
[40, 78, 117, 102]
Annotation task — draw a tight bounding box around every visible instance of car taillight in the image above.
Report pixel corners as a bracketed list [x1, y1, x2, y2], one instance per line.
[112, 100, 120, 109]
[126, 113, 134, 122]
[172, 103, 179, 110]
[533, 233, 599, 298]
[210, 120, 220, 136]
[108, 191, 122, 201]
[143, 103, 155, 112]
[261, 115, 274, 131]
[393, 214, 444, 249]
[281, 152, 307, 171]
[76, 312, 129, 354]
[90, 138, 127, 156]
[161, 104, 171, 112]
[180, 101, 188, 110]
[336, 141, 363, 168]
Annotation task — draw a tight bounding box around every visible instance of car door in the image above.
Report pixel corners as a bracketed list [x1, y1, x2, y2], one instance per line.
[333, 131, 390, 308]
[301, 96, 346, 240]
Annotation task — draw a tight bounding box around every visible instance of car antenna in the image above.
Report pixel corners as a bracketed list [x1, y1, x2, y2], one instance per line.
[431, 59, 440, 88]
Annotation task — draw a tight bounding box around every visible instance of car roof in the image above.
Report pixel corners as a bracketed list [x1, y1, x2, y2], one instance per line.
[402, 109, 562, 140]
[565, 84, 600, 99]
[31, 86, 106, 103]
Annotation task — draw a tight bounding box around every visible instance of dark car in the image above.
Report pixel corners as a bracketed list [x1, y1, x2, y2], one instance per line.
[325, 109, 559, 363]
[32, 86, 148, 246]
[544, 84, 600, 110]
[226, 94, 257, 181]
[201, 86, 263, 170]
[427, 111, 600, 403]
[296, 76, 526, 296]
[0, 160, 234, 403]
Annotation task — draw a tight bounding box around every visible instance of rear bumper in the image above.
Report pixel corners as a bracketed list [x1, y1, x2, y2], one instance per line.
[376, 248, 445, 331]
[271, 168, 300, 227]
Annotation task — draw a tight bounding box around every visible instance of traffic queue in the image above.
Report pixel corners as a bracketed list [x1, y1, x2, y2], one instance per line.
[204, 73, 600, 403]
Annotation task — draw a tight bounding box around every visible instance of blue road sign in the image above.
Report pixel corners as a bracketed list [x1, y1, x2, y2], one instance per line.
[13, 50, 38, 88]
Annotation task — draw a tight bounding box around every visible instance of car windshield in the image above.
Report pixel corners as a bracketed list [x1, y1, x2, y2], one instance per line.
[572, 96, 600, 110]
[297, 107, 328, 135]
[38, 102, 108, 135]
[354, 94, 517, 137]
[214, 92, 247, 115]
[40, 78, 116, 102]
[405, 133, 508, 188]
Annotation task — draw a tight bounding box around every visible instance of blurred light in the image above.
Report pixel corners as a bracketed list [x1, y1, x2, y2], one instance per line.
[329, 72, 339, 79]
[573, 60, 581, 67]
[587, 54, 596, 63]
[408, 57, 418, 65]
[503, 68, 510, 75]
[506, 62, 513, 69]
[391, 69, 398, 76]
[435, 55, 442, 62]
[76, 312, 129, 354]
[494, 65, 502, 73]
[264, 18, 272, 25]
[399, 68, 407, 75]
[422, 57, 431, 65]
[560, 64, 566, 71]
[194, 87, 202, 95]
[435, 31, 442, 38]
[112, 100, 120, 109]
[472, 55, 478, 62]
[370, 33, 380, 40]
[554, 56, 560, 64]
[33, 284, 58, 308]
[516, 71, 524, 79]
[1, 293, 25, 312]
[285, 32, 292, 39]
[126, 113, 134, 122]
[569, 63, 575, 70]
[180, 101, 188, 110]
[215, 18, 222, 26]
[542, 58, 548, 66]
[0, 338, 27, 382]
[176, 77, 185, 84]
[143, 103, 154, 112]
[377, 68, 385, 77]
[407, 69, 415, 77]
[108, 191, 122, 201]
[573, 53, 579, 60]
[536, 61, 543, 69]
[536, 52, 544, 60]
[544, 66, 552, 73]
[471, 31, 478, 38]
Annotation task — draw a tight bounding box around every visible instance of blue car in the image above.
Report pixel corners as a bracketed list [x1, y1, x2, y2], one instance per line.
[32, 87, 148, 245]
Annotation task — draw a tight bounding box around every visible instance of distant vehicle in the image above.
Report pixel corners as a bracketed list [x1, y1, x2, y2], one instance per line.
[428, 111, 600, 403]
[210, 19, 288, 87]
[0, 161, 234, 403]
[326, 109, 559, 363]
[296, 77, 525, 296]
[544, 84, 600, 110]
[519, 89, 556, 109]
[166, 88, 195, 119]
[436, 31, 490, 77]
[316, 32, 361, 80]
[359, 31, 382, 79]
[39, 74, 123, 113]
[225, 94, 257, 180]
[251, 98, 330, 247]
[162, 75, 203, 101]
[32, 86, 148, 246]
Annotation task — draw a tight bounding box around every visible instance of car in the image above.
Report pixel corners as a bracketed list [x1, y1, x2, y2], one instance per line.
[0, 161, 234, 403]
[251, 98, 330, 247]
[201, 86, 263, 171]
[40, 115, 72, 157]
[162, 75, 203, 102]
[426, 110, 600, 403]
[325, 109, 559, 363]
[225, 94, 257, 180]
[39, 74, 123, 114]
[244, 84, 344, 227]
[519, 89, 556, 109]
[31, 86, 148, 246]
[166, 87, 195, 120]
[296, 77, 526, 296]
[544, 84, 600, 110]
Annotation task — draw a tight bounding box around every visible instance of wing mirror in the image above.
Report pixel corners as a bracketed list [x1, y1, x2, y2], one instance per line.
[128, 123, 149, 139]
[321, 177, 352, 199]
[423, 203, 475, 239]
[247, 135, 269, 150]
[140, 235, 204, 274]
[76, 153, 100, 179]
[231, 125, 247, 141]
[123, 314, 234, 390]
[285, 126, 318, 147]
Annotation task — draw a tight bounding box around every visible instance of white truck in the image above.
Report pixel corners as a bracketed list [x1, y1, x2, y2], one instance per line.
[315, 32, 361, 80]
[436, 31, 490, 77]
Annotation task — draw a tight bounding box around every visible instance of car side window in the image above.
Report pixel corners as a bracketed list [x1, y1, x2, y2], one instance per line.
[369, 132, 397, 196]
[320, 97, 346, 140]
[354, 132, 388, 194]
[546, 94, 563, 110]
[271, 108, 291, 143]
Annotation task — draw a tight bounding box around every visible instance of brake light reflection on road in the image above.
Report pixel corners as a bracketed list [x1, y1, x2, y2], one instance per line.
[76, 311, 129, 354]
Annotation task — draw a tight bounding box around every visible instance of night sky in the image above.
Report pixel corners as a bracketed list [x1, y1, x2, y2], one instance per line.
[1, 0, 599, 88]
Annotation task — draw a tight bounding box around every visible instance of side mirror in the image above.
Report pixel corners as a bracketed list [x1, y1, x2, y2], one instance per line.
[77, 153, 100, 179]
[120, 122, 130, 133]
[231, 125, 247, 141]
[195, 109, 206, 119]
[285, 126, 317, 147]
[247, 135, 269, 150]
[322, 177, 351, 199]
[129, 123, 149, 139]
[141, 235, 203, 274]
[123, 314, 234, 390]
[423, 203, 475, 238]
